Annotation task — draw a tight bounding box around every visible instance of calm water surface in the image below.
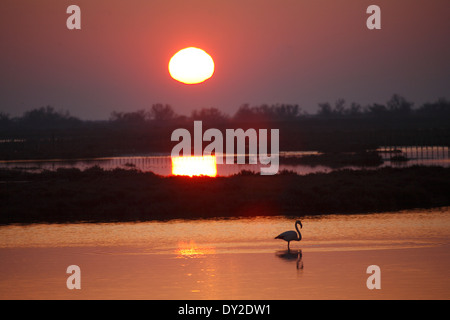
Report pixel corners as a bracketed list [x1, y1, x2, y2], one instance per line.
[1, 147, 449, 177]
[0, 208, 449, 299]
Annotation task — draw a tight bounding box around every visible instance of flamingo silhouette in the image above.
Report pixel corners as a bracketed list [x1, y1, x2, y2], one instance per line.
[275, 220, 302, 251]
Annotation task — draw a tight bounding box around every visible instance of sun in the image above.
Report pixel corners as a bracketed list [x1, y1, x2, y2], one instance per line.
[168, 47, 215, 84]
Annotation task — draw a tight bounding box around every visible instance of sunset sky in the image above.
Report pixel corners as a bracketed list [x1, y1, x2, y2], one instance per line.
[1, 0, 449, 119]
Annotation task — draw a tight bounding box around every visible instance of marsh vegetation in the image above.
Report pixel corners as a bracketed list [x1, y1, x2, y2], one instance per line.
[1, 165, 450, 224]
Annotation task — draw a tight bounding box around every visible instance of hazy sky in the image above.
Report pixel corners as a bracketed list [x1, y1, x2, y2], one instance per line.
[1, 0, 449, 119]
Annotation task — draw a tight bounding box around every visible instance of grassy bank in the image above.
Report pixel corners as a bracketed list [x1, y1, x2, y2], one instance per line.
[1, 166, 450, 224]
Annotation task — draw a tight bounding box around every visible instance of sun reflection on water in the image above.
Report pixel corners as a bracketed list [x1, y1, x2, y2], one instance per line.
[176, 240, 216, 258]
[171, 155, 217, 177]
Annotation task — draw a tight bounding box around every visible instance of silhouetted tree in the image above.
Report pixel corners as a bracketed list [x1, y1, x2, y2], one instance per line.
[233, 103, 300, 120]
[367, 103, 388, 116]
[273, 104, 300, 119]
[20, 106, 80, 125]
[348, 102, 362, 116]
[191, 107, 229, 122]
[110, 110, 149, 124]
[333, 99, 346, 116]
[417, 98, 450, 116]
[317, 102, 333, 117]
[0, 112, 10, 125]
[386, 94, 413, 115]
[150, 104, 175, 121]
[233, 104, 254, 120]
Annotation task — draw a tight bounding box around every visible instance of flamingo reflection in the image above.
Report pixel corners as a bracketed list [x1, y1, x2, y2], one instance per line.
[275, 249, 303, 270]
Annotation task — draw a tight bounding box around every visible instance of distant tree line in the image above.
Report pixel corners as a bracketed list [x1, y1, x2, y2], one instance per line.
[1, 94, 449, 160]
[109, 104, 176, 123]
[1, 94, 449, 126]
[316, 95, 450, 118]
[0, 106, 81, 127]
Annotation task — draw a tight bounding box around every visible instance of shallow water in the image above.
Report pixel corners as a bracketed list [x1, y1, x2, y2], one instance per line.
[0, 208, 449, 299]
[1, 147, 449, 177]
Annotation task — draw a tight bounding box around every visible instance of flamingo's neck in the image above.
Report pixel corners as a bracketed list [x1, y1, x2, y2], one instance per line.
[295, 222, 302, 240]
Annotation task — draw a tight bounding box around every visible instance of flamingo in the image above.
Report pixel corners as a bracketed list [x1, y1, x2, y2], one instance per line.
[275, 220, 302, 251]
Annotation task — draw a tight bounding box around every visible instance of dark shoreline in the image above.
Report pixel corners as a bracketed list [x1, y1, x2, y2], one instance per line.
[1, 165, 450, 225]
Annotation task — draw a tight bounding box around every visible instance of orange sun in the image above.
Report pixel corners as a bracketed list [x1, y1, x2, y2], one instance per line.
[168, 47, 215, 84]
